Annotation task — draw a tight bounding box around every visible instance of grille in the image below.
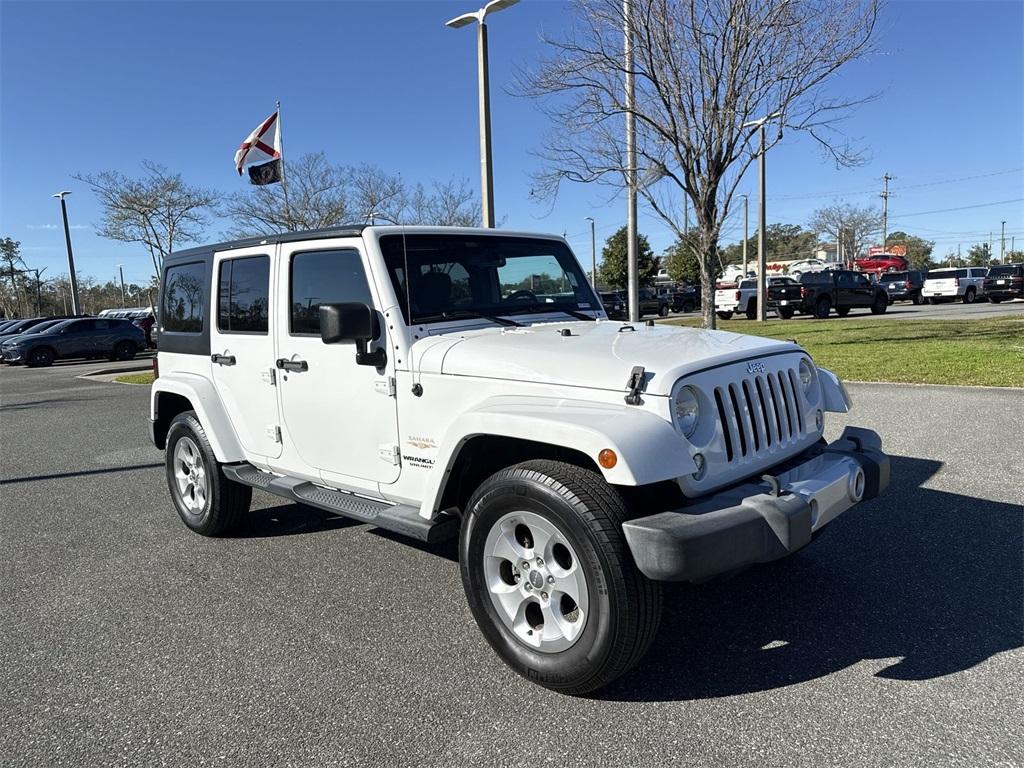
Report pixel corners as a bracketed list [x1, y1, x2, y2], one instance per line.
[712, 367, 805, 463]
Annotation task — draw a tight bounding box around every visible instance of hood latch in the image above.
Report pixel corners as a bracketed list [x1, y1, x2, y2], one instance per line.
[624, 365, 646, 406]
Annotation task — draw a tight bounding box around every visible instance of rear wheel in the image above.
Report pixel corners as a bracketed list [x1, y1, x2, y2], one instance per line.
[744, 300, 757, 320]
[460, 460, 661, 695]
[682, 300, 695, 313]
[27, 347, 54, 367]
[870, 293, 888, 314]
[716, 311, 734, 320]
[114, 340, 137, 360]
[814, 297, 831, 319]
[658, 304, 669, 317]
[990, 297, 1003, 304]
[912, 293, 922, 305]
[778, 307, 795, 319]
[165, 411, 251, 536]
[962, 288, 976, 304]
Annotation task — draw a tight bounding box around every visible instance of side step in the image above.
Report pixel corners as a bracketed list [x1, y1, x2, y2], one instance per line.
[222, 463, 458, 544]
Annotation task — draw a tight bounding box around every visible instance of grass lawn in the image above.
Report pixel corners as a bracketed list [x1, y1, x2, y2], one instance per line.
[659, 315, 1024, 387]
[114, 371, 155, 385]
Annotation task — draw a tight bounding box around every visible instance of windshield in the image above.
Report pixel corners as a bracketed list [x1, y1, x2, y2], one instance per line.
[20, 320, 62, 335]
[380, 234, 600, 324]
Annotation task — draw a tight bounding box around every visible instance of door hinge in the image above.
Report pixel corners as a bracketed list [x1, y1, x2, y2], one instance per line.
[261, 368, 277, 386]
[266, 425, 282, 443]
[378, 443, 401, 465]
[374, 376, 397, 397]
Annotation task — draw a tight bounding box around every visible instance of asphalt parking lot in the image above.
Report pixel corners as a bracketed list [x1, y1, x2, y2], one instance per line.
[677, 297, 1023, 321]
[2, 361, 1021, 767]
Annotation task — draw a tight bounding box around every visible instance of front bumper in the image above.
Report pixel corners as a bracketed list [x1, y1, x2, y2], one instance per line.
[623, 426, 889, 582]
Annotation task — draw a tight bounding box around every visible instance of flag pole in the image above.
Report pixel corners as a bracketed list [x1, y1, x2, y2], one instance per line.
[276, 100, 292, 228]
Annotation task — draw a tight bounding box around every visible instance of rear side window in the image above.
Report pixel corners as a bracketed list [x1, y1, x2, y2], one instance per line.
[163, 262, 206, 333]
[988, 265, 1021, 277]
[218, 255, 270, 333]
[290, 249, 372, 335]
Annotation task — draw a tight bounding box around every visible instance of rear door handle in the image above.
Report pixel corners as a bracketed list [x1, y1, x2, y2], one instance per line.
[276, 358, 308, 372]
[211, 353, 236, 366]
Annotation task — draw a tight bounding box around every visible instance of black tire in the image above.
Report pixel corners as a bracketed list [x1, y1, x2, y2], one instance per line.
[962, 288, 976, 304]
[744, 300, 757, 320]
[870, 293, 888, 315]
[778, 306, 795, 319]
[682, 300, 695, 314]
[114, 340, 137, 361]
[165, 411, 252, 536]
[658, 304, 669, 317]
[836, 306, 851, 317]
[460, 460, 661, 695]
[26, 346, 54, 367]
[912, 293, 922, 305]
[990, 297, 1003, 304]
[716, 311, 734, 320]
[814, 297, 831, 319]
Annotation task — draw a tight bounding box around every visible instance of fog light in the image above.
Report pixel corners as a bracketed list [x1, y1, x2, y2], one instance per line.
[598, 449, 618, 469]
[815, 409, 824, 431]
[692, 453, 706, 480]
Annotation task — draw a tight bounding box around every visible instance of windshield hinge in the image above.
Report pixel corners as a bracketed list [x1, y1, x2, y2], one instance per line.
[624, 365, 646, 406]
[374, 376, 397, 397]
[378, 443, 401, 465]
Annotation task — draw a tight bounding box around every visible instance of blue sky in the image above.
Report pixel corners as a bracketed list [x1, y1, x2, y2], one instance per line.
[2, 0, 1022, 287]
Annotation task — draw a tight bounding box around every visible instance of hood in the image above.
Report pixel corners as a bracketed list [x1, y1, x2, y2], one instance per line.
[410, 320, 799, 396]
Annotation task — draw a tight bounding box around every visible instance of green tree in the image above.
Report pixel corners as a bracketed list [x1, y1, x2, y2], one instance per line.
[664, 233, 702, 283]
[719, 224, 818, 265]
[0, 236, 26, 317]
[966, 243, 992, 267]
[885, 231, 935, 271]
[598, 226, 657, 290]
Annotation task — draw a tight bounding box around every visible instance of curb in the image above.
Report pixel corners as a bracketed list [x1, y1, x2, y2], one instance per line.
[79, 362, 153, 378]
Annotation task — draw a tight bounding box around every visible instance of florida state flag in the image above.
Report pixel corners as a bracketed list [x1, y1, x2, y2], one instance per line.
[234, 111, 282, 185]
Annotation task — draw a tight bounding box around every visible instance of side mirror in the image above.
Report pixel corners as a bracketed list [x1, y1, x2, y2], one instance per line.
[319, 302, 386, 368]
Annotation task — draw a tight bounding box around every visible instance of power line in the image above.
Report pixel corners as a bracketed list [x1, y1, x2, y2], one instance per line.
[887, 198, 1024, 220]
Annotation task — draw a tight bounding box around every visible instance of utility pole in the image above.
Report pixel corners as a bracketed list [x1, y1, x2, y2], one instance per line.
[117, 264, 126, 307]
[624, 0, 639, 323]
[880, 173, 892, 251]
[1000, 220, 1006, 263]
[741, 194, 749, 276]
[584, 217, 596, 288]
[756, 123, 767, 321]
[53, 191, 81, 315]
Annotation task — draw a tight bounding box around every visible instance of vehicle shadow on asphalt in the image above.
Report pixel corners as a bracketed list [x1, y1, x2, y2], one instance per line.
[229, 502, 363, 539]
[600, 454, 1024, 702]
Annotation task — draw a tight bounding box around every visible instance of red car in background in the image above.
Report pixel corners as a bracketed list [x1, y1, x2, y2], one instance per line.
[855, 253, 909, 273]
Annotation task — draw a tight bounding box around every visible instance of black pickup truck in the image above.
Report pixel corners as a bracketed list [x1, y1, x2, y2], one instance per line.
[768, 270, 889, 319]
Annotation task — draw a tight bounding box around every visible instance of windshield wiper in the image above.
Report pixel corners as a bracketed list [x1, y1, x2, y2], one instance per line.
[505, 304, 595, 322]
[426, 309, 522, 327]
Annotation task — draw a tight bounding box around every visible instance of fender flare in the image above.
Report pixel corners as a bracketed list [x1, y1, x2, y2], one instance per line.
[151, 373, 245, 462]
[419, 395, 697, 518]
[817, 366, 852, 413]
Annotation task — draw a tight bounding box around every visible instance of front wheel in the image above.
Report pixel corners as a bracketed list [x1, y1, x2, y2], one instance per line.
[165, 411, 252, 536]
[682, 300, 695, 314]
[658, 304, 669, 317]
[814, 297, 831, 319]
[27, 347, 54, 367]
[836, 306, 851, 317]
[778, 306, 795, 319]
[460, 460, 661, 695]
[870, 293, 888, 314]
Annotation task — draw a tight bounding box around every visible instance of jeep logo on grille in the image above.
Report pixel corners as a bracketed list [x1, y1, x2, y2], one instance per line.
[746, 361, 766, 374]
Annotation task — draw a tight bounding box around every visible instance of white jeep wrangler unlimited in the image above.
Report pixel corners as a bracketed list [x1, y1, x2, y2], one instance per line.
[151, 226, 889, 694]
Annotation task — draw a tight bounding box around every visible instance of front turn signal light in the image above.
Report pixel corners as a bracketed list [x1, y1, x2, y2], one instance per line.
[598, 449, 618, 469]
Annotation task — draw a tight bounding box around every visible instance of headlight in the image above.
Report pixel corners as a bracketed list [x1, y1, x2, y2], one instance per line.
[673, 385, 700, 437]
[798, 359, 816, 394]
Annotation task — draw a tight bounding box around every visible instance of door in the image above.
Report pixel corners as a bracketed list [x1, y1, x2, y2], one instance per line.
[852, 274, 875, 306]
[210, 248, 283, 460]
[55, 319, 94, 358]
[275, 243, 400, 484]
[89, 319, 117, 355]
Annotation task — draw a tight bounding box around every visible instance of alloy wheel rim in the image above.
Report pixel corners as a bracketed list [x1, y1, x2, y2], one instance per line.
[482, 510, 589, 653]
[173, 436, 208, 513]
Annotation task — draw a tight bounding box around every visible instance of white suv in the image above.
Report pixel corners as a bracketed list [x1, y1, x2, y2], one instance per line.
[922, 267, 987, 304]
[150, 226, 889, 694]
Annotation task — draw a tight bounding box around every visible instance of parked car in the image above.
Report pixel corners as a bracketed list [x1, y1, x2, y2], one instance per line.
[0, 319, 72, 362]
[150, 224, 888, 695]
[921, 267, 987, 304]
[599, 291, 627, 320]
[855, 253, 909, 274]
[877, 270, 926, 304]
[715, 277, 799, 320]
[768, 270, 888, 319]
[638, 287, 670, 317]
[1, 317, 145, 367]
[983, 263, 1024, 303]
[786, 258, 830, 278]
[668, 285, 700, 313]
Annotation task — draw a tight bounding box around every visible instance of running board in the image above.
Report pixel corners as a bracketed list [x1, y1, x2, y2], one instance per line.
[222, 463, 457, 543]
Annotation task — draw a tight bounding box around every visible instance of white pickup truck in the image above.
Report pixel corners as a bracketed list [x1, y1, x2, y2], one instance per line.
[150, 226, 889, 694]
[715, 276, 800, 320]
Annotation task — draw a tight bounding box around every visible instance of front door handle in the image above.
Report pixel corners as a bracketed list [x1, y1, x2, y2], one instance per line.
[276, 358, 308, 372]
[211, 353, 236, 366]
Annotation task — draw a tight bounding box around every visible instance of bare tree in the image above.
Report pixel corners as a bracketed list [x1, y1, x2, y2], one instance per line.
[520, 0, 882, 327]
[352, 164, 407, 224]
[809, 201, 882, 260]
[0, 236, 27, 317]
[75, 161, 219, 283]
[405, 178, 482, 226]
[222, 152, 354, 236]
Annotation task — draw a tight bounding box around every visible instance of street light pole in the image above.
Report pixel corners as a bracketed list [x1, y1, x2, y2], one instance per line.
[1000, 220, 1006, 263]
[446, 0, 519, 229]
[757, 123, 767, 321]
[584, 217, 597, 288]
[740, 194, 749, 276]
[53, 191, 81, 315]
[117, 264, 127, 306]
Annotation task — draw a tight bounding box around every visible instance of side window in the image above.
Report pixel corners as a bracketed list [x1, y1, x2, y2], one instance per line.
[290, 249, 372, 335]
[94, 320, 110, 331]
[837, 272, 853, 286]
[218, 255, 270, 333]
[855, 275, 870, 287]
[163, 262, 206, 333]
